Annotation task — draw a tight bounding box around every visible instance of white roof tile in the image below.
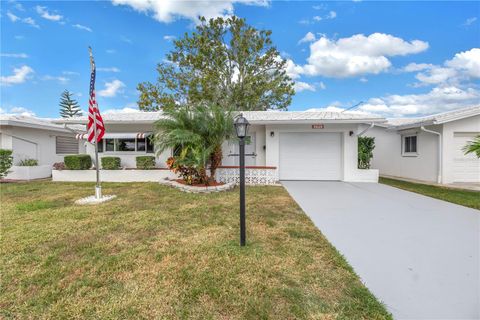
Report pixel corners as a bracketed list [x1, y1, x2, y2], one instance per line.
[0, 115, 74, 132]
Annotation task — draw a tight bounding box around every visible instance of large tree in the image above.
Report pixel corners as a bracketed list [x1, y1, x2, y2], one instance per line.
[138, 16, 295, 111]
[59, 90, 82, 118]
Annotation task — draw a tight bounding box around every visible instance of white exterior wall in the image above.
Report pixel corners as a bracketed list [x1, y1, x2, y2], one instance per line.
[220, 125, 266, 166]
[0, 126, 83, 166]
[368, 125, 440, 183]
[442, 115, 480, 184]
[264, 123, 365, 181]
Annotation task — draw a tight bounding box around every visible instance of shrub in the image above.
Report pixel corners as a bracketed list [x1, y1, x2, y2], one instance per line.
[358, 136, 375, 169]
[53, 162, 65, 170]
[18, 158, 38, 166]
[64, 154, 92, 170]
[101, 157, 121, 170]
[0, 149, 13, 179]
[136, 156, 155, 169]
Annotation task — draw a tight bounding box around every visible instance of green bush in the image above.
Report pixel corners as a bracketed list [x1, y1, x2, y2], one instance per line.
[18, 158, 38, 166]
[64, 154, 92, 170]
[358, 136, 375, 169]
[101, 157, 121, 170]
[0, 149, 13, 179]
[136, 156, 155, 169]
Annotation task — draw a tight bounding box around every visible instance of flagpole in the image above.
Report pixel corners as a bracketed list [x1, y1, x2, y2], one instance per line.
[89, 46, 101, 199]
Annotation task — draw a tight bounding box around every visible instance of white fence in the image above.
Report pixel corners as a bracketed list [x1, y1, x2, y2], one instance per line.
[52, 169, 176, 182]
[216, 166, 278, 185]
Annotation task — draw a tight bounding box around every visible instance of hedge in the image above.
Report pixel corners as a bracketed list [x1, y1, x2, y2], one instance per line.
[136, 156, 155, 169]
[0, 149, 13, 178]
[64, 154, 92, 170]
[101, 157, 121, 170]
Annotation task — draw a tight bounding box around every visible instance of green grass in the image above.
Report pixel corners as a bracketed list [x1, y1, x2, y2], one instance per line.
[380, 177, 480, 210]
[0, 181, 391, 319]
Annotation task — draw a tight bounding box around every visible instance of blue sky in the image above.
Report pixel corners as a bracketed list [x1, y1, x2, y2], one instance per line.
[1, 0, 479, 118]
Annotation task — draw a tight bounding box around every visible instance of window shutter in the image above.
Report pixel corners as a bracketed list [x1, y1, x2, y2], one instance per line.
[56, 136, 79, 154]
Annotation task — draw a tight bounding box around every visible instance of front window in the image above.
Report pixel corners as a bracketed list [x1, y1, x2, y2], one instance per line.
[117, 138, 136, 152]
[105, 139, 115, 152]
[403, 135, 417, 155]
[147, 137, 154, 153]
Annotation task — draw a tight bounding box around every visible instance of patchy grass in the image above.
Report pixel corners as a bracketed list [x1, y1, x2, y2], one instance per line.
[380, 177, 480, 210]
[1, 181, 391, 319]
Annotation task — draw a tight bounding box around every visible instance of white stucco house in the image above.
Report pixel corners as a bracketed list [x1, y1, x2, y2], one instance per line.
[0, 115, 85, 180]
[365, 106, 480, 185]
[53, 110, 386, 184]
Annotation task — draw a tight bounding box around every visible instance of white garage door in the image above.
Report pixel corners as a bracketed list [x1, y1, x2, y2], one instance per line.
[279, 132, 342, 180]
[453, 133, 480, 183]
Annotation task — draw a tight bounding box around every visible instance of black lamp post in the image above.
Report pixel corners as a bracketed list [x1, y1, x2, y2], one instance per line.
[234, 114, 250, 246]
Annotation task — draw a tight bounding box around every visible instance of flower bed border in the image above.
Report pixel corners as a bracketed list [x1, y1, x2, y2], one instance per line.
[159, 179, 235, 193]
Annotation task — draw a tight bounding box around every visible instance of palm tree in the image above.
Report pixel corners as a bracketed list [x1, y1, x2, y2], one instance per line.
[154, 104, 234, 184]
[463, 135, 480, 158]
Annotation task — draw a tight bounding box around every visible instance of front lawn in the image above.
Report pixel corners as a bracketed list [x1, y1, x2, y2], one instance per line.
[380, 177, 480, 210]
[1, 182, 390, 319]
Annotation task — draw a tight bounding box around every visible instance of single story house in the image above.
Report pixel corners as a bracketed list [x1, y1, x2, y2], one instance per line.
[365, 106, 480, 185]
[0, 115, 84, 180]
[55, 110, 387, 183]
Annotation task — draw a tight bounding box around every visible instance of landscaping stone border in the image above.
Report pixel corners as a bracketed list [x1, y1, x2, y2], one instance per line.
[159, 179, 235, 193]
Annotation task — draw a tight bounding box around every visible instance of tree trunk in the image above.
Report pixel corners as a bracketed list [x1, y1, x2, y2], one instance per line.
[209, 145, 223, 181]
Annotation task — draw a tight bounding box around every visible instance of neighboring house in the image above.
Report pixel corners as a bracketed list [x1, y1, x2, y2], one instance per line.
[365, 106, 480, 185]
[55, 111, 386, 183]
[0, 115, 85, 165]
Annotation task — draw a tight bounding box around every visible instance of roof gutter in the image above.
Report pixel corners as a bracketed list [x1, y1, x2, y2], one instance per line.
[357, 123, 375, 136]
[420, 126, 442, 184]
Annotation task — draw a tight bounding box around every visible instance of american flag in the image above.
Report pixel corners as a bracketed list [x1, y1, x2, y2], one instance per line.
[87, 49, 105, 143]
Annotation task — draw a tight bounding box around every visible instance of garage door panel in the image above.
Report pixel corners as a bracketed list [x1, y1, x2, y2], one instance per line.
[279, 133, 342, 180]
[453, 133, 480, 183]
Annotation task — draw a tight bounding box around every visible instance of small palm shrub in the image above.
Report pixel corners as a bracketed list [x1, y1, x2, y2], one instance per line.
[18, 158, 38, 166]
[136, 156, 155, 169]
[358, 136, 375, 169]
[101, 157, 121, 170]
[463, 135, 480, 158]
[0, 149, 13, 179]
[64, 154, 92, 170]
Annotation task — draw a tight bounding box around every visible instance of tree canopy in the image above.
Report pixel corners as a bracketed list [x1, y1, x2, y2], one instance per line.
[59, 90, 82, 118]
[138, 16, 295, 112]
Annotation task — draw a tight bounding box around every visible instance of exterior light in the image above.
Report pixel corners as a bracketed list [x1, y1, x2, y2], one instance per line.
[234, 113, 250, 247]
[270, 131, 274, 137]
[234, 114, 250, 139]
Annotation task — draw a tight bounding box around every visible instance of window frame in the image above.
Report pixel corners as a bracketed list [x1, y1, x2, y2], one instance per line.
[99, 136, 154, 154]
[402, 135, 418, 157]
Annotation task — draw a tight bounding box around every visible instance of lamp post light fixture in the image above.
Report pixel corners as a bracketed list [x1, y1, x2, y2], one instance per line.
[234, 113, 250, 246]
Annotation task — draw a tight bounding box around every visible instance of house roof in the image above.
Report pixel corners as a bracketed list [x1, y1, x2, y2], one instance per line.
[54, 110, 386, 125]
[385, 106, 480, 130]
[0, 115, 76, 133]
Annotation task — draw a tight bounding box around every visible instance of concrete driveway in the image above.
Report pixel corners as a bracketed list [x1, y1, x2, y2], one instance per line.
[282, 181, 479, 320]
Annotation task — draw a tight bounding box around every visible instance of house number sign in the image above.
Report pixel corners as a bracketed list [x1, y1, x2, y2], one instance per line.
[312, 124, 324, 129]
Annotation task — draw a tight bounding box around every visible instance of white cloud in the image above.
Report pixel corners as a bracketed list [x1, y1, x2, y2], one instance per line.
[0, 106, 36, 117]
[0, 53, 28, 58]
[408, 48, 480, 86]
[359, 77, 368, 83]
[73, 24, 92, 32]
[103, 106, 140, 114]
[14, 35, 25, 40]
[42, 75, 70, 84]
[163, 35, 176, 41]
[22, 17, 39, 28]
[445, 48, 480, 78]
[327, 11, 336, 19]
[294, 81, 316, 92]
[97, 67, 121, 72]
[36, 6, 63, 21]
[359, 86, 480, 116]
[7, 11, 39, 28]
[111, 0, 269, 23]
[7, 11, 19, 22]
[1, 65, 34, 86]
[284, 59, 303, 79]
[98, 79, 126, 97]
[106, 49, 116, 54]
[298, 32, 316, 44]
[463, 17, 477, 27]
[313, 16, 322, 22]
[62, 71, 79, 76]
[403, 62, 434, 72]
[292, 33, 428, 78]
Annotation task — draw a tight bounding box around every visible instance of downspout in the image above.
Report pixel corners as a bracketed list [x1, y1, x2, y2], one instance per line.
[357, 123, 375, 136]
[421, 126, 442, 184]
